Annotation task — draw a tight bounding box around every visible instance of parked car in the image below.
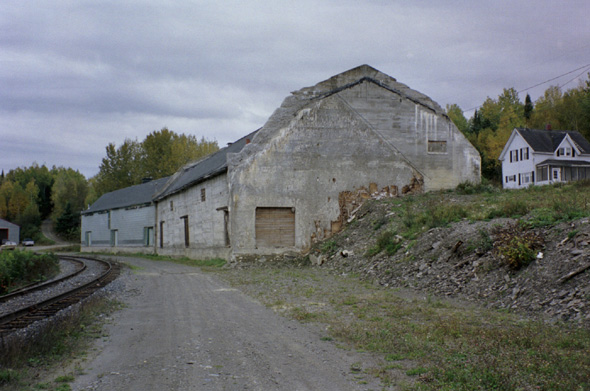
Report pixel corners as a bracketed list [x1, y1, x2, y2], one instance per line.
[1, 240, 17, 250]
[22, 238, 35, 246]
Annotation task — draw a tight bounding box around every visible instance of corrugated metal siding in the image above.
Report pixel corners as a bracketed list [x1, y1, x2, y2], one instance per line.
[255, 208, 295, 247]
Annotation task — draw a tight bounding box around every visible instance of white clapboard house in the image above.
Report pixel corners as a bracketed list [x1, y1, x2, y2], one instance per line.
[499, 128, 590, 189]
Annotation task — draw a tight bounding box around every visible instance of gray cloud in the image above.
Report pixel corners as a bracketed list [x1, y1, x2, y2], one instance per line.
[1, 1, 589, 178]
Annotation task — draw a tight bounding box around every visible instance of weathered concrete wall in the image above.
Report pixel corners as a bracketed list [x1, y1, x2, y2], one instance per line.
[336, 81, 480, 190]
[228, 90, 422, 257]
[155, 173, 231, 259]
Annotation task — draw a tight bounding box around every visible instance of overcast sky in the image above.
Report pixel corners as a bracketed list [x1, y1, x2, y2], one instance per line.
[1, 1, 589, 179]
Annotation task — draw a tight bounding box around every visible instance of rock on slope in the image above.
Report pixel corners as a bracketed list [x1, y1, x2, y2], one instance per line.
[313, 199, 590, 328]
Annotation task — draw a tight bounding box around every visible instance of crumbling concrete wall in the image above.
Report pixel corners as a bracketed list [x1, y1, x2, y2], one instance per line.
[334, 74, 480, 190]
[226, 66, 480, 259]
[228, 89, 423, 258]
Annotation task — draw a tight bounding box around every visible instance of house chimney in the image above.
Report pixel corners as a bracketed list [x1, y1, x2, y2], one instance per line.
[546, 123, 552, 131]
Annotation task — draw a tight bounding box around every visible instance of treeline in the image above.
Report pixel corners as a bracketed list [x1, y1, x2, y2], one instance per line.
[0, 128, 218, 242]
[447, 74, 590, 180]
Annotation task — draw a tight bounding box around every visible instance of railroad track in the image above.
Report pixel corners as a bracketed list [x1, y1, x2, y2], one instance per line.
[0, 256, 86, 303]
[0, 255, 121, 335]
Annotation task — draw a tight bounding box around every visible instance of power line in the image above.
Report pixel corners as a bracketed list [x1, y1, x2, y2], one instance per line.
[517, 63, 590, 94]
[463, 63, 590, 114]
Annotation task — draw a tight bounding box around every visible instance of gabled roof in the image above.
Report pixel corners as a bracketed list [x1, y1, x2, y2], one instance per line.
[0, 218, 19, 228]
[153, 130, 259, 200]
[515, 128, 590, 154]
[230, 65, 438, 178]
[294, 64, 445, 115]
[82, 176, 170, 215]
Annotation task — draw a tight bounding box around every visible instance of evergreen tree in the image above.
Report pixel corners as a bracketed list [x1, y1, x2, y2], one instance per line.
[524, 93, 533, 126]
[55, 202, 80, 240]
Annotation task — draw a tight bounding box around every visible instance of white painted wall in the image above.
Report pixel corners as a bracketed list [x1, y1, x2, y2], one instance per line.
[501, 134, 535, 189]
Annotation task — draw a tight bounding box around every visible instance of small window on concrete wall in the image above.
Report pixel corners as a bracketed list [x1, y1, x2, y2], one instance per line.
[201, 188, 206, 202]
[255, 207, 295, 248]
[427, 140, 447, 153]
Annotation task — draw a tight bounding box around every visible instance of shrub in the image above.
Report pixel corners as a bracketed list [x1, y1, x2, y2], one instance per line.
[0, 251, 59, 294]
[492, 222, 543, 269]
[456, 179, 498, 195]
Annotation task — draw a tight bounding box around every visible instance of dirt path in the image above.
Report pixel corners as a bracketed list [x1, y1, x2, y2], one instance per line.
[70, 257, 382, 391]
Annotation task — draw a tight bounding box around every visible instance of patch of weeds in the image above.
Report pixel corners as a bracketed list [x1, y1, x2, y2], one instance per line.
[406, 367, 429, 376]
[373, 215, 389, 231]
[493, 221, 544, 269]
[0, 368, 19, 384]
[54, 375, 75, 383]
[568, 230, 579, 240]
[468, 228, 494, 254]
[290, 307, 317, 322]
[320, 336, 333, 341]
[365, 231, 402, 257]
[115, 253, 226, 269]
[0, 297, 122, 389]
[456, 179, 498, 194]
[385, 353, 405, 361]
[320, 240, 339, 256]
[488, 198, 529, 218]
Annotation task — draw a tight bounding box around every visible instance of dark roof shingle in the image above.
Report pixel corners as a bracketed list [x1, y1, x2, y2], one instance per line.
[517, 128, 590, 154]
[154, 130, 258, 200]
[82, 176, 170, 214]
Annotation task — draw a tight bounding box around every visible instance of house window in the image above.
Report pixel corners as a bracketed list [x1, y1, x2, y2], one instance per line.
[170, 201, 174, 211]
[159, 221, 164, 248]
[427, 140, 447, 153]
[505, 175, 516, 183]
[85, 231, 92, 246]
[523, 148, 529, 160]
[536, 166, 548, 181]
[521, 172, 532, 184]
[201, 188, 206, 202]
[565, 148, 572, 157]
[557, 148, 564, 157]
[181, 215, 189, 247]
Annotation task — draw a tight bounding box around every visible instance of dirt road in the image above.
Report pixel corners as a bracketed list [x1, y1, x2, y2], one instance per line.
[71, 257, 382, 391]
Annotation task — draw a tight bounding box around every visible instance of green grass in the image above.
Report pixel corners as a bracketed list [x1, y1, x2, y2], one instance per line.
[215, 265, 590, 390]
[96, 252, 227, 270]
[0, 297, 121, 391]
[366, 181, 590, 255]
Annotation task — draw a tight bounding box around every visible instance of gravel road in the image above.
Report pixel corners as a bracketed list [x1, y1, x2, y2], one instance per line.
[71, 257, 382, 391]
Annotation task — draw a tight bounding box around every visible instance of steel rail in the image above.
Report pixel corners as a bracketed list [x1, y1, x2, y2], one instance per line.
[0, 256, 86, 303]
[0, 256, 120, 335]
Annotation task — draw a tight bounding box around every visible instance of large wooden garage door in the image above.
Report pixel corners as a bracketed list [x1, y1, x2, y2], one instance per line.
[255, 207, 295, 248]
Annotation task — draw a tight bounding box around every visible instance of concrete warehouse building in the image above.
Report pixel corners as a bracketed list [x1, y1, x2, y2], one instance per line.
[149, 65, 481, 261]
[82, 65, 480, 260]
